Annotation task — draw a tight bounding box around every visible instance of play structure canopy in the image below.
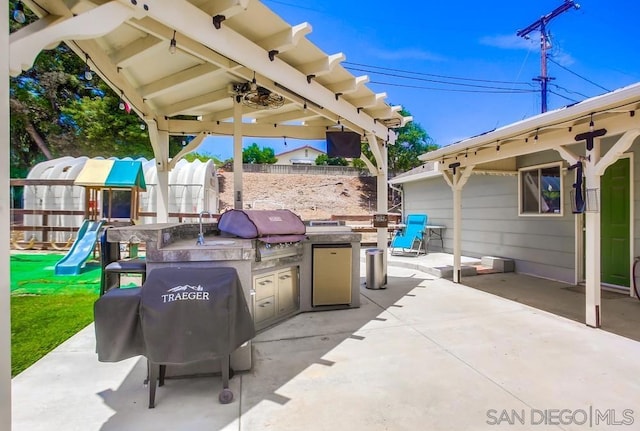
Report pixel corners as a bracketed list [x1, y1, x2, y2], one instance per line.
[74, 159, 146, 190]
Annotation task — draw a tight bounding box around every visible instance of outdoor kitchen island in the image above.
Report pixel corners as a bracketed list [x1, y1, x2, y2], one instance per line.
[106, 218, 361, 373]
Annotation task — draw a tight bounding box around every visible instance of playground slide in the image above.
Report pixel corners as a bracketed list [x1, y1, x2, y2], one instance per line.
[54, 219, 105, 276]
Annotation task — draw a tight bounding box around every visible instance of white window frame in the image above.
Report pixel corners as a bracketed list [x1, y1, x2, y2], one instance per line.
[518, 162, 564, 217]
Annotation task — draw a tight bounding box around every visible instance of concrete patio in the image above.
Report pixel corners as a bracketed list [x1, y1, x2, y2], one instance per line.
[11, 252, 640, 430]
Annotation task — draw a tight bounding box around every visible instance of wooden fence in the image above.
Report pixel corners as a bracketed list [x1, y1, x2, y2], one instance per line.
[238, 163, 371, 176]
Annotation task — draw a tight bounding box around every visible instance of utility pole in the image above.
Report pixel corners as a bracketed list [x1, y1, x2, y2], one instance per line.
[517, 0, 580, 113]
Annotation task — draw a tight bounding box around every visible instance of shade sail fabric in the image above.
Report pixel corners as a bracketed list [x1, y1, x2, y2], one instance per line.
[74, 159, 146, 190]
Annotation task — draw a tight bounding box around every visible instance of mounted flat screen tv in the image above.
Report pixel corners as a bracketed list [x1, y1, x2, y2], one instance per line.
[326, 131, 362, 158]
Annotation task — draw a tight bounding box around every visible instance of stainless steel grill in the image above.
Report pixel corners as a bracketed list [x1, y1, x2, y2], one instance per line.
[255, 240, 304, 262]
[218, 210, 307, 262]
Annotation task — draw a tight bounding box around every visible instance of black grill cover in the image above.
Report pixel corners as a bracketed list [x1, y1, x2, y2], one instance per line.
[140, 267, 255, 365]
[94, 287, 145, 362]
[218, 209, 306, 243]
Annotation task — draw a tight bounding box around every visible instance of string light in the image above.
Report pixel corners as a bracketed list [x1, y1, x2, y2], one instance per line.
[13, 1, 26, 23]
[169, 30, 177, 54]
[84, 54, 93, 81]
[589, 113, 594, 131]
[118, 92, 125, 110]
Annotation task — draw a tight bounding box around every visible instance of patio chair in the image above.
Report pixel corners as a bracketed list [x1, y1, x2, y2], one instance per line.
[390, 214, 428, 256]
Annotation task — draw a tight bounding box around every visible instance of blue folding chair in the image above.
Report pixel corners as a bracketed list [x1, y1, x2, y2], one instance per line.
[390, 214, 428, 256]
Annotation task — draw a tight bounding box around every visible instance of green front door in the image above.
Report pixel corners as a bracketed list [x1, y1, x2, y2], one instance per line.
[601, 157, 630, 287]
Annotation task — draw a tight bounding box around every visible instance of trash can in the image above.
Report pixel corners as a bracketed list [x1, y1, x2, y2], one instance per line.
[366, 248, 385, 289]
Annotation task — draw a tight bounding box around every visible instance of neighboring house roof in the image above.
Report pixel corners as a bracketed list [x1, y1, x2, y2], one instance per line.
[275, 145, 325, 158]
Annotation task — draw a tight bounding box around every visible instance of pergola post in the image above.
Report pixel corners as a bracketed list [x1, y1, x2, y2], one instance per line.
[154, 130, 171, 223]
[233, 97, 243, 210]
[1, 5, 12, 428]
[367, 132, 388, 282]
[442, 165, 474, 283]
[584, 142, 601, 327]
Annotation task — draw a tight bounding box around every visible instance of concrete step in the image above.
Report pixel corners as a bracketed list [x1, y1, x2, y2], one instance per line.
[480, 256, 515, 273]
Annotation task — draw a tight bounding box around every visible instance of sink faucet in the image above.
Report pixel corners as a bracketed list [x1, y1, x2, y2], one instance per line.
[196, 211, 212, 245]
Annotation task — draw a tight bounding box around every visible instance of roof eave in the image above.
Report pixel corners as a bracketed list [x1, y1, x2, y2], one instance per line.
[419, 82, 640, 162]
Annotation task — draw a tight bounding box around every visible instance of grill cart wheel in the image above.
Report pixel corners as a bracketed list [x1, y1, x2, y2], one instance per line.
[219, 388, 234, 404]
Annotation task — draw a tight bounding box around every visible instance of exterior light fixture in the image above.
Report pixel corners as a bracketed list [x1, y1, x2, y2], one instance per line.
[169, 30, 177, 54]
[13, 1, 26, 23]
[84, 54, 93, 81]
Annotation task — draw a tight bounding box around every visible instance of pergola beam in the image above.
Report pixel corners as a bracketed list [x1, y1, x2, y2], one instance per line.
[167, 119, 332, 139]
[326, 75, 369, 94]
[199, 0, 250, 19]
[161, 87, 231, 117]
[125, 0, 390, 140]
[258, 22, 312, 54]
[139, 63, 222, 99]
[349, 92, 387, 109]
[110, 34, 163, 67]
[297, 53, 345, 77]
[9, 1, 141, 76]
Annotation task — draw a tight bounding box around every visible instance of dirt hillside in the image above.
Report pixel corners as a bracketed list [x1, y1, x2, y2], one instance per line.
[217, 172, 377, 220]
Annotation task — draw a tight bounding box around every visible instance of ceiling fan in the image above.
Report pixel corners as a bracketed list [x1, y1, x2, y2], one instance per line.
[231, 81, 285, 110]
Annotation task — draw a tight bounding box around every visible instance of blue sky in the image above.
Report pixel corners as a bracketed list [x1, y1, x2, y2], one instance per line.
[199, 0, 640, 161]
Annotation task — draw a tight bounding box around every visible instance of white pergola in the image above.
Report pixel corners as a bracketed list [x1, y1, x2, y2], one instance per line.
[418, 83, 640, 330]
[2, 0, 411, 426]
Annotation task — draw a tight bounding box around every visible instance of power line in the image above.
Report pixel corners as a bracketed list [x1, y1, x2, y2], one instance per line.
[263, 0, 327, 13]
[547, 57, 610, 92]
[369, 81, 536, 94]
[548, 89, 579, 103]
[344, 61, 532, 86]
[549, 83, 590, 99]
[347, 66, 536, 92]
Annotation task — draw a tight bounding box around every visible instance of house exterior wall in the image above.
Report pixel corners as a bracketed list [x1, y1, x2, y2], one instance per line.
[275, 147, 324, 165]
[403, 169, 576, 283]
[401, 133, 640, 285]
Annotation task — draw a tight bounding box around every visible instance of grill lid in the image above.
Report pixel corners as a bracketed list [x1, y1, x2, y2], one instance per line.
[218, 209, 306, 243]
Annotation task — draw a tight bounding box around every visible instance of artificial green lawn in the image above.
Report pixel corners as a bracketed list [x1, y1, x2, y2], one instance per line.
[10, 253, 101, 376]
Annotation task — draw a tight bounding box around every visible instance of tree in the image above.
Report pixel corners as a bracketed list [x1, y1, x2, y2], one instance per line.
[361, 108, 438, 173]
[242, 143, 277, 164]
[183, 151, 225, 167]
[9, 7, 182, 176]
[315, 154, 348, 166]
